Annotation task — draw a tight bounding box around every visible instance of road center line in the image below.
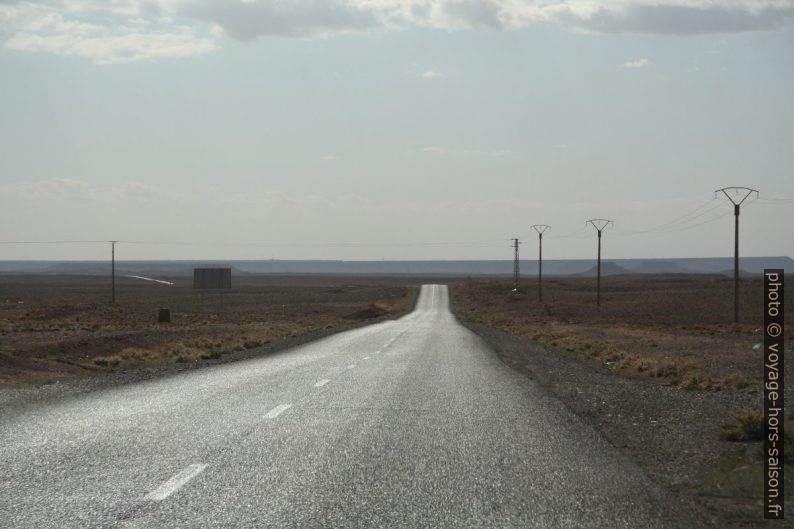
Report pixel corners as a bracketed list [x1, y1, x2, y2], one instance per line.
[314, 379, 330, 387]
[347, 364, 357, 369]
[264, 404, 292, 419]
[144, 463, 207, 501]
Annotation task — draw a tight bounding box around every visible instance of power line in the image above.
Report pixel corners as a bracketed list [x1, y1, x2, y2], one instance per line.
[622, 199, 723, 234]
[0, 239, 507, 248]
[617, 209, 732, 236]
[0, 240, 111, 244]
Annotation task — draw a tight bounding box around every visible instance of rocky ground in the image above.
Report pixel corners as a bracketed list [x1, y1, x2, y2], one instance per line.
[451, 276, 792, 529]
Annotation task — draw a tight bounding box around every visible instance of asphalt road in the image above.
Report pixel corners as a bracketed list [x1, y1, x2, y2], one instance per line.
[1, 284, 704, 528]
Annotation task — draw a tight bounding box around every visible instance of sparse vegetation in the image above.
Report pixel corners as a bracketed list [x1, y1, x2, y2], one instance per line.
[452, 276, 790, 392]
[0, 275, 416, 385]
[719, 409, 765, 442]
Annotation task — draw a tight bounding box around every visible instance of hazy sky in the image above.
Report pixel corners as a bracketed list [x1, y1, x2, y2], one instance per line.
[1, 0, 792, 261]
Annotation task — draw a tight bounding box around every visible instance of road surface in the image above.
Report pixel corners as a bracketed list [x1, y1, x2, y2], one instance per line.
[1, 285, 703, 528]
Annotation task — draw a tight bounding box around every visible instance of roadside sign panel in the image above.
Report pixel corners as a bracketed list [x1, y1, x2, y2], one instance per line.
[193, 268, 231, 289]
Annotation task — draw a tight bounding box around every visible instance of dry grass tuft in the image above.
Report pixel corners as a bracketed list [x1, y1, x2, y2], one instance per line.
[719, 409, 764, 442]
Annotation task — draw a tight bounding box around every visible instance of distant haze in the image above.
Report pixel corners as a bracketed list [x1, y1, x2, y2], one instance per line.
[2, 257, 792, 276]
[0, 1, 792, 261]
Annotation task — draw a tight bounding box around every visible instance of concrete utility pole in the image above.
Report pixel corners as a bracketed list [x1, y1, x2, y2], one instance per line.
[530, 225, 550, 302]
[110, 240, 117, 304]
[715, 187, 758, 323]
[585, 219, 613, 307]
[511, 238, 521, 293]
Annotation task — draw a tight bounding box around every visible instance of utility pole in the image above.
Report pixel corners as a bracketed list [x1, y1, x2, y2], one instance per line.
[511, 238, 521, 293]
[715, 187, 758, 323]
[530, 225, 550, 302]
[585, 219, 613, 307]
[110, 240, 117, 304]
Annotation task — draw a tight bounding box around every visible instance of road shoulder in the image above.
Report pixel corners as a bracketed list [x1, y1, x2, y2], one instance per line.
[451, 314, 786, 529]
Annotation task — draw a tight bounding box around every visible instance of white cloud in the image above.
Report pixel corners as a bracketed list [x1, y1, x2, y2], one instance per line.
[421, 70, 444, 79]
[620, 57, 650, 68]
[0, 1, 215, 63]
[422, 146, 449, 154]
[421, 146, 511, 157]
[6, 26, 215, 64]
[1, 1, 792, 63]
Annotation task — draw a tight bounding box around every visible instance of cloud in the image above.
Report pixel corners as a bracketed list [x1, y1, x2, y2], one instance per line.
[620, 57, 649, 68]
[421, 145, 511, 157]
[0, 1, 215, 63]
[181, 1, 794, 38]
[421, 70, 444, 79]
[552, 1, 794, 35]
[1, 1, 792, 63]
[0, 178, 195, 203]
[184, 0, 378, 40]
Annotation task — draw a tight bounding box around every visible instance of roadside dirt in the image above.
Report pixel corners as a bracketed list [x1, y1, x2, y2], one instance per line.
[451, 276, 792, 529]
[0, 274, 418, 387]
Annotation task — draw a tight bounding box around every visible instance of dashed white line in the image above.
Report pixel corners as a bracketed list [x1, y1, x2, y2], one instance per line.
[265, 404, 292, 419]
[314, 379, 330, 387]
[363, 356, 370, 360]
[144, 463, 207, 501]
[347, 364, 357, 369]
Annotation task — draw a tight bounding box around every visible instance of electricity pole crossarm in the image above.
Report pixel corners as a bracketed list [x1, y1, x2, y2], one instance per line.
[530, 225, 550, 302]
[715, 187, 759, 323]
[585, 219, 613, 307]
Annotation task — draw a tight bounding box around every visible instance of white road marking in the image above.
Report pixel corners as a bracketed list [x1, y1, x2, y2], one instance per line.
[347, 364, 357, 369]
[373, 350, 381, 354]
[124, 275, 175, 286]
[363, 356, 370, 360]
[265, 404, 292, 419]
[144, 463, 207, 501]
[314, 379, 330, 387]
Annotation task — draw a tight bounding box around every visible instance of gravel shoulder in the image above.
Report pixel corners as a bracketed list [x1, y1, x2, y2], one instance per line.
[452, 314, 789, 529]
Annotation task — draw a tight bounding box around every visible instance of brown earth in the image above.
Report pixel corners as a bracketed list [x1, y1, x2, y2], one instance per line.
[450, 275, 792, 529]
[0, 274, 418, 386]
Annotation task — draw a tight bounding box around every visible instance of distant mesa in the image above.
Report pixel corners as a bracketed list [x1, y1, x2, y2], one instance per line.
[629, 260, 694, 274]
[574, 262, 634, 277]
[0, 256, 791, 276]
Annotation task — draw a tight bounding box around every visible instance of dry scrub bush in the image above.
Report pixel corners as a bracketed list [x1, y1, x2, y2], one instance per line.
[719, 409, 764, 442]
